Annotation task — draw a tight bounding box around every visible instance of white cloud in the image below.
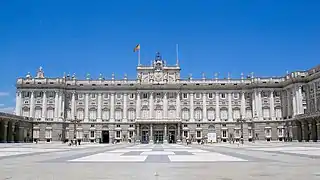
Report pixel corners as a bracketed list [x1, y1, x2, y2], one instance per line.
[0, 107, 15, 114]
[0, 92, 10, 97]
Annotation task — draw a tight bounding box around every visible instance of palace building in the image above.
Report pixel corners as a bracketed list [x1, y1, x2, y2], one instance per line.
[15, 52, 320, 143]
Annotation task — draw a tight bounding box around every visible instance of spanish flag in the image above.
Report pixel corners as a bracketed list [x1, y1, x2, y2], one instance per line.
[133, 44, 140, 52]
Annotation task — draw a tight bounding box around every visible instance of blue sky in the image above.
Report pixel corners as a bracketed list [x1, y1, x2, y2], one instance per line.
[0, 0, 320, 113]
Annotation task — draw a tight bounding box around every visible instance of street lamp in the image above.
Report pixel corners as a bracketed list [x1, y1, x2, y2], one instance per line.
[237, 115, 245, 144]
[71, 116, 81, 140]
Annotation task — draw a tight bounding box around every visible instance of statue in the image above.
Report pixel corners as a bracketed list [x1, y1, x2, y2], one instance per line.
[26, 72, 32, 79]
[36, 66, 44, 78]
[86, 73, 90, 80]
[72, 73, 76, 80]
[99, 73, 103, 80]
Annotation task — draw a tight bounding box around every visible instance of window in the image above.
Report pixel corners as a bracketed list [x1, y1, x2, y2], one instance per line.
[90, 131, 95, 138]
[129, 131, 134, 138]
[155, 108, 163, 119]
[265, 129, 271, 137]
[116, 131, 121, 138]
[195, 93, 200, 99]
[77, 109, 84, 120]
[89, 109, 97, 121]
[91, 94, 96, 99]
[78, 94, 83, 99]
[33, 129, 40, 138]
[233, 93, 239, 99]
[221, 93, 226, 99]
[183, 93, 188, 99]
[47, 108, 54, 119]
[208, 93, 213, 99]
[248, 129, 252, 137]
[183, 131, 188, 138]
[91, 124, 95, 127]
[129, 93, 135, 99]
[196, 131, 201, 138]
[35, 108, 42, 119]
[278, 128, 283, 137]
[168, 93, 175, 99]
[194, 108, 202, 120]
[197, 124, 201, 128]
[222, 130, 227, 138]
[129, 124, 134, 127]
[141, 109, 149, 119]
[183, 124, 188, 127]
[45, 129, 52, 139]
[207, 108, 215, 120]
[182, 109, 189, 120]
[128, 109, 136, 120]
[102, 109, 110, 121]
[116, 124, 121, 127]
[48, 92, 54, 98]
[116, 94, 122, 99]
[104, 94, 109, 99]
[115, 109, 123, 121]
[143, 93, 148, 99]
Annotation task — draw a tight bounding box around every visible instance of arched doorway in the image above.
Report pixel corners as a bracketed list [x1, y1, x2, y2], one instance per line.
[141, 126, 149, 144]
[101, 125, 109, 143]
[168, 126, 176, 143]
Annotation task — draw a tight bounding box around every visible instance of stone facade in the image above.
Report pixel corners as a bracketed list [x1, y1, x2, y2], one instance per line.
[14, 53, 320, 143]
[0, 112, 33, 143]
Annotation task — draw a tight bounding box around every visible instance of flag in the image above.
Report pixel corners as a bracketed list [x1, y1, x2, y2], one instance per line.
[133, 44, 140, 52]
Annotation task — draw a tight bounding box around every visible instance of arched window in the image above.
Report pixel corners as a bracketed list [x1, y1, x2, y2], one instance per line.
[194, 108, 202, 120]
[182, 108, 189, 120]
[207, 108, 215, 120]
[102, 108, 110, 121]
[127, 108, 136, 120]
[89, 108, 97, 121]
[77, 108, 84, 120]
[115, 108, 123, 121]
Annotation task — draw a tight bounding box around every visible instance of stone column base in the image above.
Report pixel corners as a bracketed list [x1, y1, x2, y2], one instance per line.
[0, 140, 7, 143]
[149, 140, 154, 144]
[163, 140, 168, 144]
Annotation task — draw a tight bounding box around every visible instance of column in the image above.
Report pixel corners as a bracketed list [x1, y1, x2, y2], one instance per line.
[71, 92, 76, 120]
[41, 91, 47, 121]
[84, 93, 89, 122]
[30, 91, 35, 118]
[270, 90, 275, 120]
[202, 92, 207, 122]
[136, 124, 140, 142]
[149, 92, 154, 119]
[136, 92, 141, 119]
[292, 88, 297, 116]
[314, 83, 317, 112]
[241, 91, 246, 117]
[317, 121, 320, 142]
[149, 124, 153, 143]
[0, 121, 7, 143]
[257, 90, 262, 120]
[164, 124, 168, 143]
[54, 91, 59, 121]
[297, 85, 303, 114]
[286, 90, 291, 118]
[123, 93, 127, 122]
[58, 92, 62, 120]
[215, 92, 220, 121]
[164, 92, 168, 119]
[110, 93, 115, 122]
[15, 91, 22, 116]
[176, 92, 181, 118]
[190, 92, 194, 121]
[228, 92, 232, 121]
[97, 93, 102, 122]
[252, 92, 256, 118]
[177, 123, 181, 142]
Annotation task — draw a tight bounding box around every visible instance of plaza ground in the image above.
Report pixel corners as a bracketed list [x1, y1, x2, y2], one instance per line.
[0, 142, 320, 180]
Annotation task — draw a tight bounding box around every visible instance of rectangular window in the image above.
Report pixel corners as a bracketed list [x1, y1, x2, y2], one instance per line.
[183, 93, 188, 99]
[221, 93, 226, 99]
[197, 124, 201, 128]
[78, 94, 83, 99]
[129, 93, 134, 99]
[143, 93, 148, 99]
[91, 94, 96, 99]
[116, 94, 121, 99]
[195, 93, 200, 99]
[183, 131, 188, 138]
[196, 131, 201, 138]
[222, 130, 227, 138]
[116, 124, 121, 127]
[129, 131, 134, 138]
[233, 93, 239, 99]
[90, 131, 95, 138]
[104, 94, 109, 99]
[208, 93, 213, 99]
[116, 131, 121, 138]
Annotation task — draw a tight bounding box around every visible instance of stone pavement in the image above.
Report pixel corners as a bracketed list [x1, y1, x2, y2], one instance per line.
[0, 142, 320, 180]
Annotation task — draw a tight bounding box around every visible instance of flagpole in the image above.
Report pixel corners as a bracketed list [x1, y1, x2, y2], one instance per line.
[176, 44, 179, 66]
[138, 48, 141, 66]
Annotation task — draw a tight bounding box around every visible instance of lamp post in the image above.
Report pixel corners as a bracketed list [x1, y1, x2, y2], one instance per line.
[71, 116, 81, 141]
[237, 115, 245, 144]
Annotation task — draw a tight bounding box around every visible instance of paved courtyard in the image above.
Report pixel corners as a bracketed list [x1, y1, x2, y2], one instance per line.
[0, 142, 320, 180]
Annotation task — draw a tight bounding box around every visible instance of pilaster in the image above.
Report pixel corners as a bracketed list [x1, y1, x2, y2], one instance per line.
[84, 93, 89, 122]
[215, 92, 220, 121]
[97, 93, 102, 122]
[71, 92, 76, 120]
[54, 91, 59, 121]
[110, 93, 115, 122]
[202, 92, 207, 122]
[41, 91, 47, 121]
[176, 92, 181, 119]
[149, 92, 154, 119]
[190, 92, 194, 122]
[163, 92, 168, 119]
[30, 91, 35, 118]
[270, 90, 275, 120]
[136, 92, 141, 119]
[123, 93, 127, 122]
[15, 91, 22, 116]
[228, 92, 232, 121]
